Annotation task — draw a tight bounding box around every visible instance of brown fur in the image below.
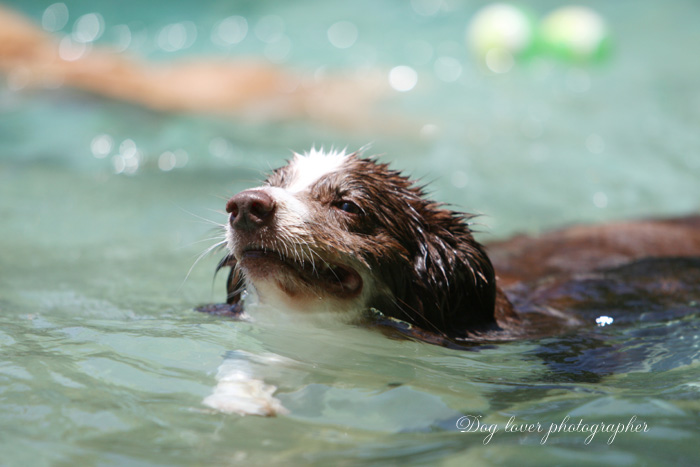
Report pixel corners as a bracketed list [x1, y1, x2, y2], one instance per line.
[213, 152, 700, 344]
[267, 156, 516, 336]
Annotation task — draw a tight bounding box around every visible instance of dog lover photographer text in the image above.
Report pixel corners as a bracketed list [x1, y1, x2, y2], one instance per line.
[457, 415, 649, 445]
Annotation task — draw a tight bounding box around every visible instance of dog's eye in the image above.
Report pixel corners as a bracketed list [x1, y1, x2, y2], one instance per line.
[334, 201, 361, 214]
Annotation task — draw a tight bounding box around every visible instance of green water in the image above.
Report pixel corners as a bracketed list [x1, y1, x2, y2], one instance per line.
[2, 0, 700, 465]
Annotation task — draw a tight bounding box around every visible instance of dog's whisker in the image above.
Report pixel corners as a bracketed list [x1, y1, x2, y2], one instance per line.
[179, 206, 226, 228]
[180, 240, 228, 291]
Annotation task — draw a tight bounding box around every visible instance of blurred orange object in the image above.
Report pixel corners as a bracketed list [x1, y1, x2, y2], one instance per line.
[0, 6, 386, 126]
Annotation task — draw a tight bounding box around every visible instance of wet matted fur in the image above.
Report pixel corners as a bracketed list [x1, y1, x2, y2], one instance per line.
[202, 149, 700, 345]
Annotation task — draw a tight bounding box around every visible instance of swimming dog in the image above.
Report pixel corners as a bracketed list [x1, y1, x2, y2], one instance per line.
[207, 148, 700, 344]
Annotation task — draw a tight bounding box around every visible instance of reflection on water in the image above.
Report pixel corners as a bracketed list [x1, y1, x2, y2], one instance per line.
[1, 0, 700, 464]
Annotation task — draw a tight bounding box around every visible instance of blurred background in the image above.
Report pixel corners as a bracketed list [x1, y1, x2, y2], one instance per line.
[1, 1, 700, 465]
[2, 0, 698, 237]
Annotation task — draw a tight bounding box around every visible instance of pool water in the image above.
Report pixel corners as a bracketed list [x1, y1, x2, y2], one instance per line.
[1, 0, 699, 465]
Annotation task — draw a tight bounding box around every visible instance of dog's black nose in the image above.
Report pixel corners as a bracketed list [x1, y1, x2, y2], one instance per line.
[226, 190, 276, 231]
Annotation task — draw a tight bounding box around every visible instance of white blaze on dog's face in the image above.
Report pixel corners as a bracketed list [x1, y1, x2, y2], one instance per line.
[225, 149, 375, 313]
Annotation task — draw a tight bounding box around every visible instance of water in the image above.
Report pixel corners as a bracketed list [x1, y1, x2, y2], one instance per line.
[1, 0, 699, 465]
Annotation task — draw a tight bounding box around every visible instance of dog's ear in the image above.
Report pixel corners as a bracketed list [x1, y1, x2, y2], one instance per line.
[216, 254, 245, 305]
[412, 233, 498, 335]
[226, 268, 245, 305]
[383, 212, 499, 338]
[439, 240, 498, 332]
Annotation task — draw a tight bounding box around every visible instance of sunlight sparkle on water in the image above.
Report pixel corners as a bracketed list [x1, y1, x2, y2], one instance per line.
[388, 66, 418, 92]
[593, 191, 608, 208]
[112, 155, 125, 174]
[157, 22, 197, 52]
[173, 149, 189, 168]
[73, 13, 104, 43]
[212, 16, 248, 47]
[112, 139, 141, 175]
[58, 36, 88, 61]
[42, 3, 69, 32]
[419, 123, 440, 140]
[90, 134, 113, 159]
[119, 139, 137, 159]
[596, 315, 614, 326]
[158, 149, 189, 172]
[158, 152, 176, 171]
[327, 21, 358, 49]
[209, 137, 234, 160]
[110, 25, 132, 52]
[255, 16, 285, 43]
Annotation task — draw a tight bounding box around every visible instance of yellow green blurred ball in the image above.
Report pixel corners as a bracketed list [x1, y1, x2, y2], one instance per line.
[539, 6, 611, 62]
[467, 3, 537, 70]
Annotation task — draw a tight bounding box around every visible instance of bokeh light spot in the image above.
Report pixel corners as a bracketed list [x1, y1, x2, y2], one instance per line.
[41, 3, 69, 32]
[327, 21, 358, 49]
[419, 123, 440, 140]
[119, 139, 137, 159]
[388, 66, 418, 92]
[158, 152, 176, 171]
[467, 4, 534, 58]
[73, 13, 104, 43]
[58, 36, 87, 61]
[255, 16, 285, 44]
[596, 315, 614, 326]
[593, 191, 608, 208]
[111, 25, 132, 52]
[484, 48, 514, 73]
[540, 6, 608, 60]
[157, 22, 197, 52]
[212, 16, 248, 47]
[91, 134, 113, 159]
[173, 149, 189, 168]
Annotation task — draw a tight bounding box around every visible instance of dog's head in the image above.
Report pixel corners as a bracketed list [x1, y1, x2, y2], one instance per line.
[222, 149, 497, 336]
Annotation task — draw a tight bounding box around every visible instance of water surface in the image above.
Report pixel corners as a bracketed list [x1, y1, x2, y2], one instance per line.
[1, 0, 700, 464]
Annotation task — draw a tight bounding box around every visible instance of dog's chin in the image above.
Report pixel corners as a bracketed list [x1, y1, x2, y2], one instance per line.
[238, 249, 364, 308]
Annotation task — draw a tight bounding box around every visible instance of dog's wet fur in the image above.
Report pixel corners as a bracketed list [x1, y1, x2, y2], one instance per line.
[202, 149, 700, 346]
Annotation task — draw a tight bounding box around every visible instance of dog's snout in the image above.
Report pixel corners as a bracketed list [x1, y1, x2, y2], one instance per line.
[226, 190, 276, 231]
